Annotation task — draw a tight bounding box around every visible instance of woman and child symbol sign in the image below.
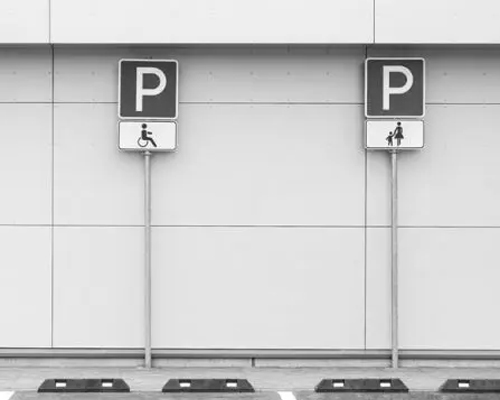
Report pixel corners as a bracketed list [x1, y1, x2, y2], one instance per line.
[386, 121, 404, 147]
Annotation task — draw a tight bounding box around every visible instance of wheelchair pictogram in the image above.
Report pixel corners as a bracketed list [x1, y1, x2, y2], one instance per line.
[137, 123, 158, 148]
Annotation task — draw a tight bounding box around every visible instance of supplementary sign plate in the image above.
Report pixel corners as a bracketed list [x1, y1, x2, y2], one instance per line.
[366, 120, 424, 150]
[119, 121, 177, 151]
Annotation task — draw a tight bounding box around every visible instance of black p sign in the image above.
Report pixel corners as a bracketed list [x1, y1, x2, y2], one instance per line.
[119, 59, 178, 119]
[365, 58, 425, 118]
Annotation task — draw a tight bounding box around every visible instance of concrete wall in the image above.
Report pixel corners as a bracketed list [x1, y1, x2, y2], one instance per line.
[50, 0, 373, 44]
[0, 0, 49, 43]
[4, 1, 500, 44]
[1, 45, 500, 351]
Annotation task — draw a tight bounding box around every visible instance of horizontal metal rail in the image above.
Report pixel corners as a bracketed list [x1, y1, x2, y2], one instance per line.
[3, 348, 500, 360]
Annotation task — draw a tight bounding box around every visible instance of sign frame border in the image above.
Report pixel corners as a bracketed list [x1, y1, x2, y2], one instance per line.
[118, 58, 179, 121]
[364, 119, 425, 150]
[117, 120, 178, 152]
[364, 57, 426, 119]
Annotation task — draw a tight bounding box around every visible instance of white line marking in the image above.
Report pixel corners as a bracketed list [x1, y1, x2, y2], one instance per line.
[0, 392, 14, 400]
[278, 391, 297, 400]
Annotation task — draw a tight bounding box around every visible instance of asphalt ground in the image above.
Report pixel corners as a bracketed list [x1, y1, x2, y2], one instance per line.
[4, 367, 500, 392]
[4, 365, 500, 400]
[8, 391, 500, 400]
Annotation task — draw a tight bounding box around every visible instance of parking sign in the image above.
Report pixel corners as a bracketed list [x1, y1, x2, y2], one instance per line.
[119, 59, 178, 120]
[365, 58, 425, 118]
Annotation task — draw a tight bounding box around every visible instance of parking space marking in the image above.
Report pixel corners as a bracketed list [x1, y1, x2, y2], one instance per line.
[278, 391, 297, 400]
[0, 392, 14, 400]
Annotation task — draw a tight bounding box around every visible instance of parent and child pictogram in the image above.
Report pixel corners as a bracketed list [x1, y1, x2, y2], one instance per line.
[386, 122, 404, 147]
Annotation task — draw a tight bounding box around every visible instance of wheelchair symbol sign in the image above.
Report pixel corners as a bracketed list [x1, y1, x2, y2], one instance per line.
[119, 121, 177, 151]
[138, 123, 158, 148]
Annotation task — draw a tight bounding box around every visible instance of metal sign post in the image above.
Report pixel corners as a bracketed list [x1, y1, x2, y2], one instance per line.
[365, 120, 424, 369]
[118, 58, 179, 369]
[119, 123, 176, 369]
[390, 150, 398, 369]
[144, 150, 152, 369]
[365, 57, 425, 369]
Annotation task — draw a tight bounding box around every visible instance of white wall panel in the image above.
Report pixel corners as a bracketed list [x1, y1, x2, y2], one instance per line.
[0, 0, 49, 43]
[54, 104, 143, 225]
[51, 0, 373, 44]
[375, 0, 500, 44]
[368, 227, 500, 350]
[366, 150, 390, 227]
[367, 105, 500, 226]
[53, 227, 143, 347]
[0, 104, 51, 225]
[0, 47, 52, 102]
[152, 227, 364, 349]
[365, 228, 390, 349]
[54, 46, 365, 103]
[154, 104, 365, 226]
[54, 47, 144, 103]
[367, 47, 500, 104]
[0, 227, 51, 347]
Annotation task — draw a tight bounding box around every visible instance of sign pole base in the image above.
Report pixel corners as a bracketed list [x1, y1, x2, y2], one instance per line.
[144, 150, 152, 369]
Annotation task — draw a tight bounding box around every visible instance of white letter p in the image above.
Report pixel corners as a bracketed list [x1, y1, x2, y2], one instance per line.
[136, 67, 167, 112]
[383, 66, 413, 110]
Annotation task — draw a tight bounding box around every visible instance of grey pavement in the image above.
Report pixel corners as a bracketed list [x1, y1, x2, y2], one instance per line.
[2, 367, 500, 391]
[9, 390, 500, 400]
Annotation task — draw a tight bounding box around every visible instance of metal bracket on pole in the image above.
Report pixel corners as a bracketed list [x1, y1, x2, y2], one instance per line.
[144, 150, 152, 368]
[390, 149, 399, 369]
